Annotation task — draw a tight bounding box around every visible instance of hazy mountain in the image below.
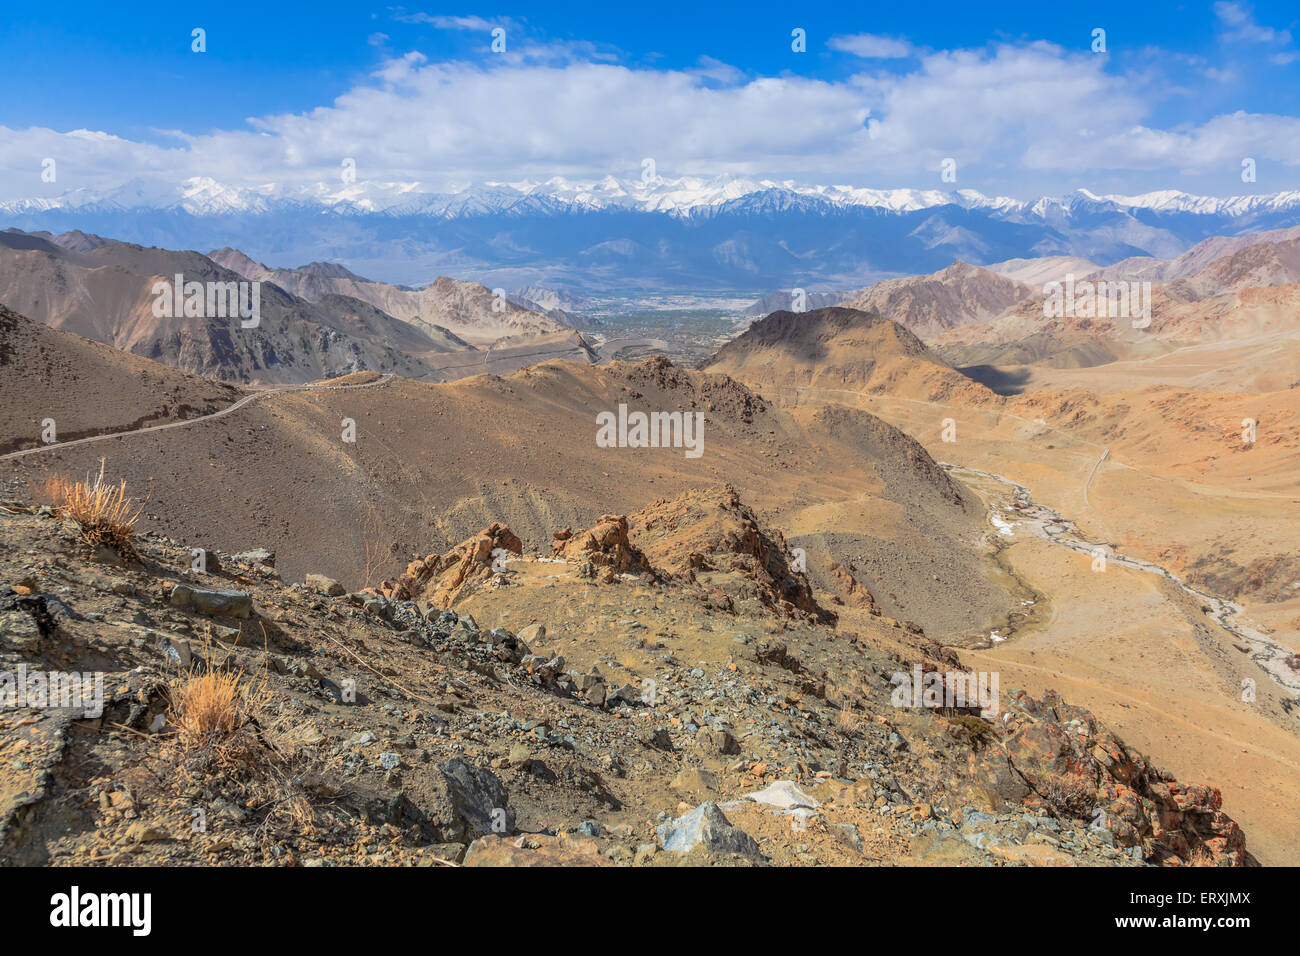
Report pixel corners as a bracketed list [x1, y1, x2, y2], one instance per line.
[0, 231, 467, 384]
[207, 248, 567, 346]
[837, 261, 1036, 338]
[930, 232, 1300, 377]
[985, 255, 1102, 286]
[741, 289, 845, 316]
[8, 177, 1300, 290]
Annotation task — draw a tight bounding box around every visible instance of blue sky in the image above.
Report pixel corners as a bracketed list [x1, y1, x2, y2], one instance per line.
[2, 0, 1299, 200]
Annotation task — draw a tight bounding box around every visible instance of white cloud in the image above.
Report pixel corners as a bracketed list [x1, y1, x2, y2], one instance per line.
[1214, 2, 1293, 46]
[394, 14, 500, 31]
[3, 38, 1299, 201]
[827, 33, 915, 59]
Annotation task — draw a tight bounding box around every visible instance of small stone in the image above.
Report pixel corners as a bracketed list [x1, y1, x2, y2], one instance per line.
[634, 843, 658, 865]
[232, 549, 276, 567]
[745, 780, 820, 810]
[125, 823, 167, 844]
[695, 726, 740, 755]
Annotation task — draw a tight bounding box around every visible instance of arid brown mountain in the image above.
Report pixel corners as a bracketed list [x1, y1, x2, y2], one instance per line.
[1088, 225, 1300, 283]
[209, 248, 569, 346]
[1165, 236, 1300, 300]
[0, 305, 241, 455]
[1, 325, 1011, 641]
[705, 307, 997, 404]
[929, 234, 1300, 381]
[837, 262, 1036, 338]
[0, 231, 466, 385]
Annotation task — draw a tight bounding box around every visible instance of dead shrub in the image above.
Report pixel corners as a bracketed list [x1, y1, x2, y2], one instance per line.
[945, 714, 994, 750]
[1035, 771, 1096, 819]
[168, 661, 274, 775]
[44, 458, 148, 562]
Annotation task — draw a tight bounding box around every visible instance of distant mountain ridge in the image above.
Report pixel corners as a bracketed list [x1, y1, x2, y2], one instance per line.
[838, 261, 1035, 338]
[0, 229, 584, 385]
[8, 177, 1300, 290]
[207, 248, 566, 346]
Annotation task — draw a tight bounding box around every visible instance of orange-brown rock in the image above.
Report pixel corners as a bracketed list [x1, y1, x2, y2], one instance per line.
[825, 559, 878, 612]
[551, 514, 656, 578]
[374, 521, 523, 608]
[965, 689, 1249, 867]
[628, 484, 833, 622]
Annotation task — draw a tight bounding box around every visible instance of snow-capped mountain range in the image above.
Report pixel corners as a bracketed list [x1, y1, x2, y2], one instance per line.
[9, 175, 1300, 219]
[6, 175, 1300, 291]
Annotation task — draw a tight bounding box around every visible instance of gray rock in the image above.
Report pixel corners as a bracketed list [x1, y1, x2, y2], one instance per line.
[607, 684, 642, 707]
[656, 801, 764, 859]
[745, 780, 820, 810]
[305, 574, 345, 597]
[695, 726, 740, 755]
[232, 549, 275, 568]
[158, 633, 193, 669]
[832, 822, 864, 854]
[517, 622, 546, 644]
[170, 585, 252, 619]
[436, 758, 515, 837]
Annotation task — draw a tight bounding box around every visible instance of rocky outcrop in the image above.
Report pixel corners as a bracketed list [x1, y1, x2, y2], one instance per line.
[619, 355, 769, 424]
[628, 485, 833, 622]
[371, 522, 523, 608]
[967, 690, 1248, 866]
[551, 515, 657, 583]
[824, 559, 879, 612]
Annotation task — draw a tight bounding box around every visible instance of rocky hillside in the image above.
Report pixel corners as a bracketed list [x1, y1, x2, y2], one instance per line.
[0, 306, 242, 455]
[838, 261, 1036, 338]
[209, 249, 569, 347]
[705, 307, 997, 404]
[0, 497, 1249, 866]
[0, 232, 468, 385]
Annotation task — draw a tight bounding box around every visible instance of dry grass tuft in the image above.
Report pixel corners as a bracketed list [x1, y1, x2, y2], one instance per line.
[168, 660, 273, 773]
[1188, 845, 1219, 867]
[44, 458, 148, 561]
[1036, 771, 1097, 819]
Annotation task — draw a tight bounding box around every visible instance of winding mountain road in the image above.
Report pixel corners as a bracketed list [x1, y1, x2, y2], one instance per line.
[0, 373, 395, 463]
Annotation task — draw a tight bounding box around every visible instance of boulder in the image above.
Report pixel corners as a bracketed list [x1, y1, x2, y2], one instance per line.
[232, 548, 275, 568]
[987, 689, 1247, 866]
[170, 584, 252, 619]
[305, 573, 345, 597]
[372, 523, 523, 608]
[656, 801, 764, 860]
[551, 514, 657, 578]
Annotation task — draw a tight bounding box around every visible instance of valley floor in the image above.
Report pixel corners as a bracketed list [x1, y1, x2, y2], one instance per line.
[768, 385, 1300, 865]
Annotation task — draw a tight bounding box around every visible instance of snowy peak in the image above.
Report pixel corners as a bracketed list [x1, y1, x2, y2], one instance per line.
[10, 174, 1297, 222]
